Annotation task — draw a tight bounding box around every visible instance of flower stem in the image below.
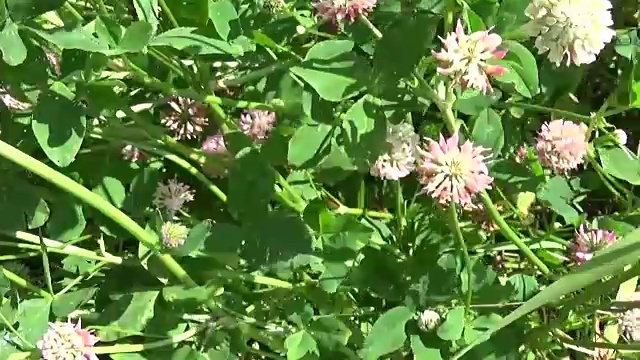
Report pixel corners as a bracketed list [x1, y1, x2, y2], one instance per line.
[495, 102, 592, 121]
[358, 14, 383, 39]
[448, 204, 473, 317]
[480, 192, 551, 276]
[158, 0, 180, 28]
[210, 59, 298, 90]
[395, 180, 405, 236]
[0, 266, 52, 300]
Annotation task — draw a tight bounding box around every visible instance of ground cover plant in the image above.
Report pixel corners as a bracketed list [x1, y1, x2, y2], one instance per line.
[0, 0, 640, 358]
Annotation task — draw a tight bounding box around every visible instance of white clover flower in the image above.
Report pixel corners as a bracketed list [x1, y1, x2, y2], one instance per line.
[418, 310, 441, 331]
[370, 122, 419, 180]
[161, 221, 190, 248]
[153, 177, 195, 218]
[613, 129, 627, 146]
[522, 0, 616, 66]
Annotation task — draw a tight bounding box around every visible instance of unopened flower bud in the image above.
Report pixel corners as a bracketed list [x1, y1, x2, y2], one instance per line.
[161, 222, 189, 248]
[613, 129, 627, 145]
[418, 310, 441, 331]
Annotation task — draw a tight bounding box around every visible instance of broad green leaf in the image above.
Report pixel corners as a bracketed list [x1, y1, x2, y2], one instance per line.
[133, 0, 160, 32]
[305, 40, 353, 61]
[341, 96, 386, 170]
[410, 335, 443, 360]
[208, 0, 238, 41]
[454, 89, 499, 116]
[372, 13, 437, 84]
[508, 274, 539, 302]
[16, 298, 51, 344]
[47, 198, 86, 241]
[0, 20, 27, 66]
[537, 176, 580, 225]
[32, 82, 86, 167]
[494, 0, 530, 34]
[117, 21, 154, 53]
[172, 220, 213, 257]
[98, 290, 160, 341]
[494, 60, 533, 98]
[150, 27, 243, 55]
[437, 306, 465, 341]
[599, 147, 640, 185]
[453, 226, 640, 359]
[360, 306, 413, 360]
[162, 284, 223, 303]
[227, 149, 274, 221]
[288, 121, 334, 168]
[26, 198, 50, 229]
[501, 40, 539, 95]
[6, 0, 66, 22]
[52, 288, 97, 317]
[471, 108, 504, 153]
[34, 27, 110, 53]
[284, 330, 319, 360]
[290, 58, 361, 102]
[92, 176, 126, 209]
[0, 180, 52, 231]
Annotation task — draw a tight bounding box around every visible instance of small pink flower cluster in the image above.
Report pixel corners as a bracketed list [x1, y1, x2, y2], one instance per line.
[153, 177, 195, 218]
[239, 110, 277, 142]
[416, 133, 493, 209]
[535, 119, 588, 174]
[432, 21, 507, 94]
[37, 319, 98, 360]
[570, 225, 617, 265]
[314, 0, 377, 23]
[161, 96, 209, 140]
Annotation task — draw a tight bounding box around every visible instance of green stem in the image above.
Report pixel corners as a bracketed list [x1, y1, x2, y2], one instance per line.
[413, 74, 458, 133]
[0, 309, 33, 349]
[395, 180, 405, 236]
[157, 0, 180, 28]
[208, 270, 293, 288]
[357, 14, 383, 39]
[1, 266, 51, 300]
[61, 2, 84, 22]
[36, 230, 54, 296]
[0, 252, 40, 261]
[495, 102, 592, 121]
[0, 230, 122, 264]
[0, 140, 198, 287]
[480, 192, 551, 276]
[210, 59, 298, 90]
[334, 206, 394, 219]
[448, 204, 473, 317]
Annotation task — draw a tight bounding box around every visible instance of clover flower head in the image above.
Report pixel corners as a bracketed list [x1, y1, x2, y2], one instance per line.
[37, 319, 99, 360]
[201, 133, 228, 154]
[613, 129, 627, 146]
[263, 0, 286, 13]
[432, 20, 507, 94]
[153, 177, 195, 218]
[515, 145, 528, 164]
[470, 203, 502, 233]
[417, 133, 493, 208]
[121, 145, 146, 163]
[418, 310, 441, 332]
[313, 0, 377, 23]
[370, 122, 419, 180]
[535, 119, 588, 174]
[45, 50, 62, 76]
[161, 96, 209, 140]
[522, 0, 616, 66]
[239, 110, 277, 142]
[161, 221, 190, 248]
[570, 225, 617, 265]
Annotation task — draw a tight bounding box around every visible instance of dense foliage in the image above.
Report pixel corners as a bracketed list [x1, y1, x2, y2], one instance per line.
[0, 0, 639, 359]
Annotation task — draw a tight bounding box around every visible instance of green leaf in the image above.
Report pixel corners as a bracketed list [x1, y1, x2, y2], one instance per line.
[172, 220, 213, 257]
[32, 82, 86, 167]
[52, 288, 97, 317]
[360, 306, 413, 360]
[305, 39, 353, 61]
[508, 274, 539, 302]
[290, 55, 362, 102]
[494, 60, 533, 98]
[133, 0, 160, 33]
[6, 0, 66, 22]
[284, 330, 319, 360]
[47, 198, 86, 241]
[0, 20, 27, 66]
[16, 298, 51, 345]
[26, 198, 50, 229]
[288, 121, 334, 168]
[537, 176, 580, 225]
[92, 176, 127, 209]
[341, 96, 386, 170]
[599, 147, 640, 185]
[471, 108, 504, 153]
[453, 226, 640, 359]
[98, 290, 160, 341]
[117, 21, 154, 53]
[437, 306, 465, 341]
[454, 90, 499, 116]
[501, 40, 539, 95]
[372, 13, 437, 84]
[227, 149, 274, 221]
[35, 26, 110, 53]
[410, 335, 443, 360]
[208, 0, 237, 41]
[150, 27, 243, 55]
